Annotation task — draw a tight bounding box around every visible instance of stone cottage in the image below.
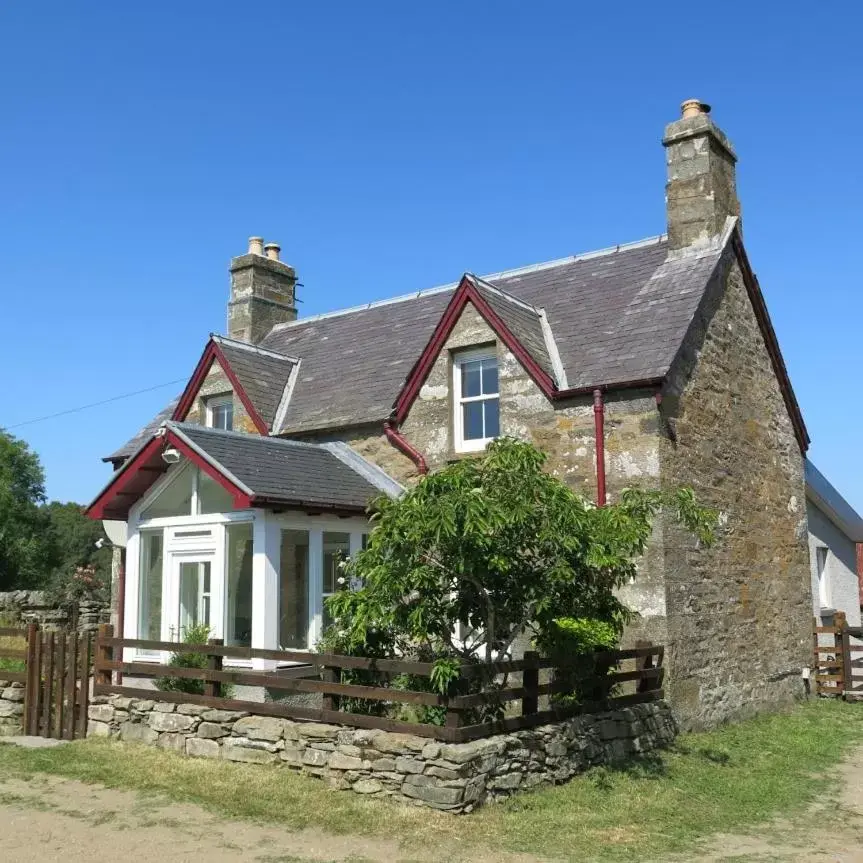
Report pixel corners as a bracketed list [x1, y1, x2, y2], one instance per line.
[87, 99, 813, 730]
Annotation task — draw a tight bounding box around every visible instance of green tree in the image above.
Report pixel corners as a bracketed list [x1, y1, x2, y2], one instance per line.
[325, 437, 717, 675]
[0, 430, 57, 589]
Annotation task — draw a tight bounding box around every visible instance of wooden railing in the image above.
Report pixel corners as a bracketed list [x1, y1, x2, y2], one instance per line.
[814, 612, 863, 698]
[93, 625, 665, 743]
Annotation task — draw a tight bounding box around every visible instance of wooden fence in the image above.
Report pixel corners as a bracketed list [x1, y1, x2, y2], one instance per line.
[813, 611, 863, 698]
[0, 624, 92, 739]
[93, 625, 665, 743]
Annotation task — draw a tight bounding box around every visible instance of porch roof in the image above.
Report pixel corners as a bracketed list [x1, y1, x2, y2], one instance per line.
[87, 422, 402, 521]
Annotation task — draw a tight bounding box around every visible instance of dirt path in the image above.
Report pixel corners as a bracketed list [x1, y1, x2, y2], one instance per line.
[0, 773, 544, 863]
[690, 743, 863, 862]
[3, 746, 863, 862]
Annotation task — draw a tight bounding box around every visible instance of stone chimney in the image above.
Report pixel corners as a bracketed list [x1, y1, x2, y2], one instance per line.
[663, 99, 740, 250]
[228, 237, 298, 343]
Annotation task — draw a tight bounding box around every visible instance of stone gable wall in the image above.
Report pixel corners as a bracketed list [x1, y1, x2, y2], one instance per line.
[87, 695, 676, 812]
[658, 252, 811, 729]
[183, 359, 258, 434]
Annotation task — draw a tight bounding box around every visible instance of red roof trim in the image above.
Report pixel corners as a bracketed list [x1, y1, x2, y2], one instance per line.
[731, 229, 810, 453]
[393, 276, 557, 424]
[171, 339, 271, 435]
[86, 435, 164, 520]
[86, 428, 254, 521]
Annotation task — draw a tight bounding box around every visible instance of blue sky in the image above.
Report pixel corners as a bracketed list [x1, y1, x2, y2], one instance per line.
[2, 3, 862, 510]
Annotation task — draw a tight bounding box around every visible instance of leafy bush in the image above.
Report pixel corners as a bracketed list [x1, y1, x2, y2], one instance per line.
[155, 624, 232, 697]
[535, 617, 620, 706]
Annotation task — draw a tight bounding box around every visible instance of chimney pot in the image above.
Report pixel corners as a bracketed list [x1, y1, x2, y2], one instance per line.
[264, 242, 281, 261]
[248, 236, 264, 256]
[681, 99, 711, 119]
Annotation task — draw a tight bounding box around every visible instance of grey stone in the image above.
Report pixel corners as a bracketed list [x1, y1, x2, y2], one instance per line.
[0, 701, 24, 718]
[177, 704, 209, 716]
[87, 704, 114, 723]
[329, 752, 364, 771]
[222, 738, 277, 764]
[131, 700, 155, 712]
[197, 722, 229, 739]
[370, 757, 397, 772]
[302, 748, 329, 767]
[2, 687, 25, 702]
[395, 756, 424, 774]
[153, 702, 176, 713]
[201, 709, 247, 723]
[490, 772, 522, 790]
[186, 737, 220, 758]
[352, 778, 383, 794]
[149, 712, 195, 733]
[401, 780, 463, 806]
[296, 723, 340, 740]
[119, 722, 158, 744]
[87, 720, 111, 738]
[371, 732, 425, 754]
[421, 742, 442, 760]
[156, 733, 187, 752]
[233, 716, 286, 742]
[111, 696, 134, 711]
[280, 744, 303, 765]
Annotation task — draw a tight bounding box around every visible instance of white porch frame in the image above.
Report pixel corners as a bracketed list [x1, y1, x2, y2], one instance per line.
[122, 461, 370, 669]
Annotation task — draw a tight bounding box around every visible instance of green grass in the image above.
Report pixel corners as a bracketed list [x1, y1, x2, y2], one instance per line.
[0, 699, 860, 862]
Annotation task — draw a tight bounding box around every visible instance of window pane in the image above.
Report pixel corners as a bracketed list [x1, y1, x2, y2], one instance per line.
[461, 360, 482, 398]
[280, 530, 309, 649]
[481, 359, 498, 395]
[138, 530, 163, 643]
[484, 397, 500, 438]
[198, 469, 236, 514]
[210, 400, 234, 431]
[323, 532, 350, 631]
[463, 401, 484, 440]
[179, 561, 209, 634]
[225, 523, 253, 647]
[141, 464, 194, 519]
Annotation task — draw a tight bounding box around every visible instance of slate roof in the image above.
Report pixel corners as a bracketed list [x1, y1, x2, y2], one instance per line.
[108, 231, 731, 455]
[211, 336, 297, 429]
[170, 422, 395, 511]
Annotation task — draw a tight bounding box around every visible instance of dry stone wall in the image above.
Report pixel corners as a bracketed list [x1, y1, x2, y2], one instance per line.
[88, 696, 676, 812]
[0, 591, 108, 633]
[0, 682, 25, 736]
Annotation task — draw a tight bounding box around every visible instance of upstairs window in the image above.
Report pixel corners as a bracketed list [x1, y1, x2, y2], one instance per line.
[207, 395, 233, 431]
[453, 349, 499, 452]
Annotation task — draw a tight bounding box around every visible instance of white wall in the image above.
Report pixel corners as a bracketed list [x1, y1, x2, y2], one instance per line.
[808, 501, 861, 629]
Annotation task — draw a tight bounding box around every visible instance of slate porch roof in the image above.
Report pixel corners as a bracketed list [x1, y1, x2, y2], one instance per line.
[90, 421, 400, 520]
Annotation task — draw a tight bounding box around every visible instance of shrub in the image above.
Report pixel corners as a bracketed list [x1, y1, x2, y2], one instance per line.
[155, 624, 232, 697]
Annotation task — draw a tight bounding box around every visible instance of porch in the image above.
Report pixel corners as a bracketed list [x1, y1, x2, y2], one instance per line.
[86, 422, 401, 669]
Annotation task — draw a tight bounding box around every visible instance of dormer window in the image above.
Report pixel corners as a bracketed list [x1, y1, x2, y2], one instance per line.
[206, 395, 233, 431]
[453, 348, 499, 452]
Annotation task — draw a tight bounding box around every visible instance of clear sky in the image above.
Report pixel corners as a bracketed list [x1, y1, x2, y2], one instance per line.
[2, 3, 862, 510]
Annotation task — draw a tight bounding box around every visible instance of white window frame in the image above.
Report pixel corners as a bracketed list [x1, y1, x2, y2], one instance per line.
[816, 545, 832, 610]
[206, 394, 234, 431]
[453, 347, 500, 453]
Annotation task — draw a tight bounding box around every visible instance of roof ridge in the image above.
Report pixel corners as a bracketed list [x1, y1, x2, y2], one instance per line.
[167, 421, 329, 452]
[267, 233, 668, 333]
[467, 273, 541, 315]
[212, 333, 300, 363]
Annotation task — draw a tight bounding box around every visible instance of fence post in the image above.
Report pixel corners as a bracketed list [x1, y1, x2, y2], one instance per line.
[522, 650, 539, 716]
[95, 623, 114, 688]
[320, 666, 340, 713]
[23, 623, 39, 735]
[204, 638, 223, 698]
[836, 611, 853, 699]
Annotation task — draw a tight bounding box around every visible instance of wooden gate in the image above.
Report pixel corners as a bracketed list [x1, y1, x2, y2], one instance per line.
[23, 624, 92, 739]
[813, 612, 863, 698]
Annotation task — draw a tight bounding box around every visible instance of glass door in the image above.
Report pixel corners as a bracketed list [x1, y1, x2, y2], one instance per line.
[176, 557, 213, 636]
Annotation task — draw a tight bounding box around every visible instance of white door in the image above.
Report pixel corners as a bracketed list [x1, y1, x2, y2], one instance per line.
[175, 555, 215, 636]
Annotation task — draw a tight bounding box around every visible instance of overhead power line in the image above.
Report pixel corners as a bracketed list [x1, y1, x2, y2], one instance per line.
[5, 378, 186, 430]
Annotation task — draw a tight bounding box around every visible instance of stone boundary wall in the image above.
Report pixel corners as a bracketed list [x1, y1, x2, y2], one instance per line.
[0, 591, 108, 633]
[88, 696, 677, 812]
[0, 682, 25, 736]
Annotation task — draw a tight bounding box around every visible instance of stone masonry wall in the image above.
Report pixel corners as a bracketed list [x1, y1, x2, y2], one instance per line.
[87, 696, 676, 812]
[183, 358, 258, 435]
[0, 682, 25, 736]
[0, 591, 108, 633]
[658, 251, 811, 729]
